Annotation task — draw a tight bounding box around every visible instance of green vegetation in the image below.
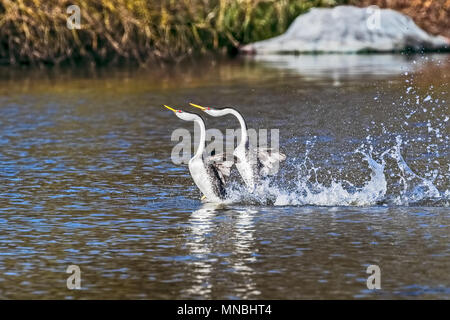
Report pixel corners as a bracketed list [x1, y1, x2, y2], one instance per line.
[0, 0, 347, 66]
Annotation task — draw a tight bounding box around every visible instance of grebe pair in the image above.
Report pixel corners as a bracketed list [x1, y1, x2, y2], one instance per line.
[164, 104, 286, 202]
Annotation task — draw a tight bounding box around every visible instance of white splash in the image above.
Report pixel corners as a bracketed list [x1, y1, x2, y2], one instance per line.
[221, 60, 448, 207]
[224, 137, 446, 207]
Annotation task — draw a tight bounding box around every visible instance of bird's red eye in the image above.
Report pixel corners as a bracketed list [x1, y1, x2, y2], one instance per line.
[207, 107, 210, 110]
[178, 110, 182, 113]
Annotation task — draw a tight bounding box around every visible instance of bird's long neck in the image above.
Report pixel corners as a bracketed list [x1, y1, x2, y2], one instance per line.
[225, 108, 247, 149]
[193, 117, 206, 160]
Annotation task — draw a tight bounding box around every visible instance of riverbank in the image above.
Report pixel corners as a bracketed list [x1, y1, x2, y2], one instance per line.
[0, 0, 448, 66]
[0, 0, 337, 66]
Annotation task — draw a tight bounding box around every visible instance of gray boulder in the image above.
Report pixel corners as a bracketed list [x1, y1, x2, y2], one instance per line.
[241, 6, 450, 54]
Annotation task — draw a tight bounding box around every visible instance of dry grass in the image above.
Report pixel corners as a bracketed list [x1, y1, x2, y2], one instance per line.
[0, 0, 341, 66]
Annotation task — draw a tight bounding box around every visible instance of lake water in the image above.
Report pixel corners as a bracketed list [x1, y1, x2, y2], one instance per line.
[0, 54, 448, 299]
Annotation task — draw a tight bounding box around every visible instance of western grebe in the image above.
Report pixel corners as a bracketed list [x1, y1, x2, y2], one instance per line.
[189, 103, 286, 191]
[164, 105, 233, 202]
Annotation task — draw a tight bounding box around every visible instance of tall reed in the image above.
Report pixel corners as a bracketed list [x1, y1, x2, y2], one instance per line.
[0, 0, 343, 66]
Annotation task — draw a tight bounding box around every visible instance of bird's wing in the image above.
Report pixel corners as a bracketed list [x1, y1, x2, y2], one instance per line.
[256, 148, 286, 176]
[206, 153, 235, 185]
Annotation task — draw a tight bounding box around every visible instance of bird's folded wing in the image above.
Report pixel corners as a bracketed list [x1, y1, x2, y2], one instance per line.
[257, 148, 286, 176]
[206, 153, 235, 184]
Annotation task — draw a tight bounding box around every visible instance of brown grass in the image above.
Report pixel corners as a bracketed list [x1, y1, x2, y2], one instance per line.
[0, 0, 447, 66]
[0, 0, 340, 66]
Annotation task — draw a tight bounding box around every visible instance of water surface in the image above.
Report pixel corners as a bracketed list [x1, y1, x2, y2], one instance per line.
[0, 54, 449, 299]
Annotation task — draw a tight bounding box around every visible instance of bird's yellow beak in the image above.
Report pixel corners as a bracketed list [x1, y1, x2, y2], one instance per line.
[164, 105, 177, 113]
[189, 103, 206, 111]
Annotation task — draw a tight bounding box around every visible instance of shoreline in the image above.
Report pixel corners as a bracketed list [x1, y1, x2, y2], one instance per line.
[0, 0, 448, 66]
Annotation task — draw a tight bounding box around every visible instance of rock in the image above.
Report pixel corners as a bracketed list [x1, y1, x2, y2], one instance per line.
[241, 6, 450, 54]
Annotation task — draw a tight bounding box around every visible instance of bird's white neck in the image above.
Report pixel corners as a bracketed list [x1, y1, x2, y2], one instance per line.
[193, 117, 206, 160]
[222, 108, 247, 149]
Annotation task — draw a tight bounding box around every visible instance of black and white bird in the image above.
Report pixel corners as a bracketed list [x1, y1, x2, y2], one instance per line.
[189, 103, 286, 192]
[164, 105, 233, 202]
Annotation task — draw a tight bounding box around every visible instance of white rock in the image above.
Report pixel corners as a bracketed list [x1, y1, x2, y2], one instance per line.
[241, 6, 450, 54]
